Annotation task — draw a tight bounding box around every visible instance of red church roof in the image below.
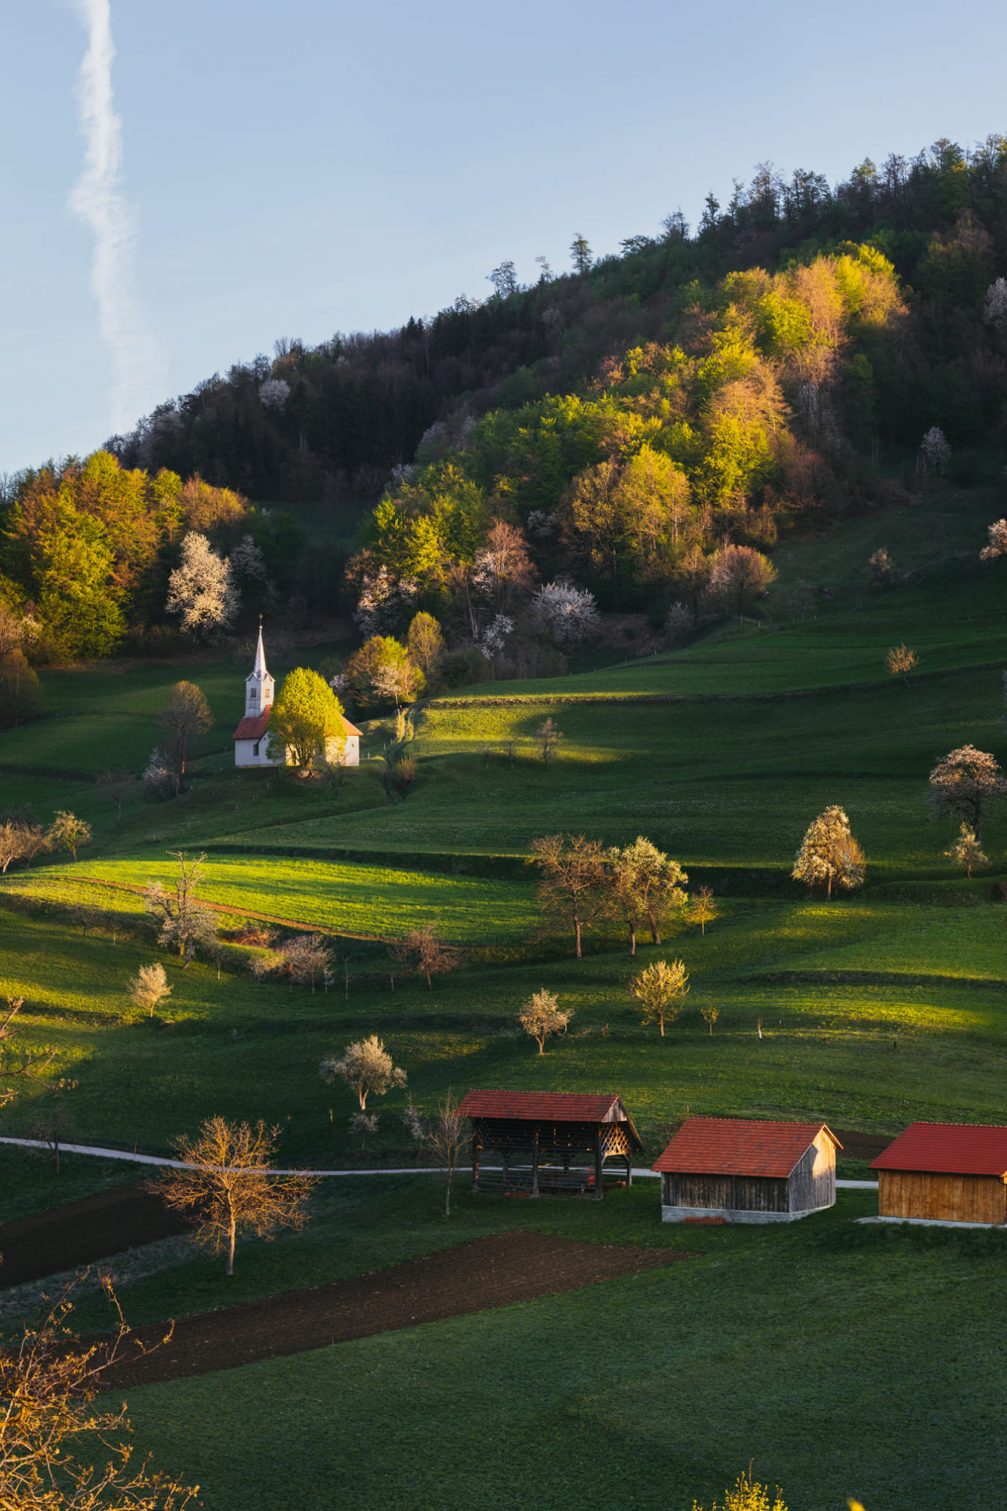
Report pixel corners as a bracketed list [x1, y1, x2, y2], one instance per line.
[870, 1123, 1007, 1177]
[653, 1117, 840, 1179]
[458, 1089, 630, 1124]
[234, 708, 272, 741]
[233, 708, 364, 741]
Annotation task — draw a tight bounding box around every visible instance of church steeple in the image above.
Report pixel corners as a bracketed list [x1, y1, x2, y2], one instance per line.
[245, 617, 275, 718]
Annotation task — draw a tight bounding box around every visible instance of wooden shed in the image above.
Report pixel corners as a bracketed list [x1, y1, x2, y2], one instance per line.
[652, 1117, 841, 1223]
[870, 1122, 1007, 1225]
[458, 1089, 642, 1200]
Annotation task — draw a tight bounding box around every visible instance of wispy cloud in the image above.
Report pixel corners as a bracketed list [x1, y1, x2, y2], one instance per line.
[68, 0, 165, 436]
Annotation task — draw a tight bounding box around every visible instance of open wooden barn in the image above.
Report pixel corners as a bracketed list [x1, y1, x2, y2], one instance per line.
[652, 1117, 840, 1223]
[870, 1122, 1007, 1225]
[458, 1090, 642, 1199]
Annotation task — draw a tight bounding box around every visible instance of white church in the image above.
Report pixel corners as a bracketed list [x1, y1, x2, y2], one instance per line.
[233, 624, 362, 769]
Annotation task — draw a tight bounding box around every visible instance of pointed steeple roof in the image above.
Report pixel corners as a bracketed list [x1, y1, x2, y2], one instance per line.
[251, 617, 268, 678]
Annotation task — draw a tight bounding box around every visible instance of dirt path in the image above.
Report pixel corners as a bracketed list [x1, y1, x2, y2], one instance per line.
[0, 1184, 190, 1289]
[106, 1231, 693, 1386]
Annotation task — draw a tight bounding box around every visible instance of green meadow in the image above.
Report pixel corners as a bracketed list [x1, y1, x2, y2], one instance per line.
[1, 482, 1006, 1509]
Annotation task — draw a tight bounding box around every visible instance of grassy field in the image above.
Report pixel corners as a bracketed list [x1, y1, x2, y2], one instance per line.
[1, 480, 1006, 1508]
[71, 1179, 1007, 1511]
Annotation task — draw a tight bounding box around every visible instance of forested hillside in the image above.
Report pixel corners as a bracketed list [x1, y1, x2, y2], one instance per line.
[1, 136, 1006, 679]
[113, 135, 1007, 500]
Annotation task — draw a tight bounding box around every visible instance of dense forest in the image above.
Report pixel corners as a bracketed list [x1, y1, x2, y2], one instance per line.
[1, 135, 1006, 683]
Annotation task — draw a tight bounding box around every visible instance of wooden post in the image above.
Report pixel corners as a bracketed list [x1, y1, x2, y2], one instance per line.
[625, 1152, 633, 1188]
[531, 1129, 540, 1197]
[594, 1131, 604, 1201]
[472, 1128, 481, 1192]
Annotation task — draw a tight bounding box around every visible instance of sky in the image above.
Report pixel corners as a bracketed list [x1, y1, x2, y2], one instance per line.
[1, 0, 1005, 473]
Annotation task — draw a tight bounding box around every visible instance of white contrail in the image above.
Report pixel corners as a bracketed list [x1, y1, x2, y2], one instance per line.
[68, 0, 166, 435]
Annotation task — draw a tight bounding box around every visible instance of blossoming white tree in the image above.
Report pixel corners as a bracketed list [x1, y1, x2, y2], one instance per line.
[166, 532, 239, 637]
[258, 377, 291, 410]
[320, 1034, 407, 1110]
[792, 806, 866, 900]
[982, 277, 1007, 328]
[979, 518, 1007, 562]
[531, 579, 600, 649]
[918, 425, 951, 476]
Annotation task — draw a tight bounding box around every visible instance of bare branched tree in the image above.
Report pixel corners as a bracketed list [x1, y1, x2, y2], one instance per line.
[145, 852, 217, 966]
[0, 1276, 199, 1508]
[390, 928, 460, 990]
[0, 995, 57, 1109]
[155, 1116, 315, 1278]
[404, 1093, 468, 1216]
[528, 833, 608, 958]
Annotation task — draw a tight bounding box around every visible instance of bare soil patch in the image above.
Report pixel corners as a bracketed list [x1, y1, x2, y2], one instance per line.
[108, 1231, 693, 1387]
[0, 1184, 188, 1290]
[834, 1129, 890, 1161]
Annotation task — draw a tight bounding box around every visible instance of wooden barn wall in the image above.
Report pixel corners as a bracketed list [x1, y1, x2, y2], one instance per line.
[788, 1135, 837, 1212]
[878, 1170, 1007, 1223]
[663, 1173, 789, 1211]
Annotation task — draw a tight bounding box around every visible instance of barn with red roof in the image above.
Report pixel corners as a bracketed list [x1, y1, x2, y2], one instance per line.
[652, 1117, 840, 1223]
[458, 1089, 642, 1200]
[870, 1122, 1007, 1225]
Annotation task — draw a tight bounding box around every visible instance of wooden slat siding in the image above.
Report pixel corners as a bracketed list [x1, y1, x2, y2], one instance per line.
[788, 1131, 837, 1212]
[879, 1170, 1007, 1223]
[663, 1173, 789, 1211]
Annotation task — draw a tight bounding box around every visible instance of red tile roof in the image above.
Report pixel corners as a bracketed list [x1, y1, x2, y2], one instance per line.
[233, 708, 272, 741]
[233, 708, 363, 741]
[458, 1089, 628, 1124]
[870, 1123, 1007, 1177]
[652, 1117, 840, 1178]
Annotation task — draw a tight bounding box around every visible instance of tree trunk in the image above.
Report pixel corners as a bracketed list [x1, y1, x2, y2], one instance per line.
[628, 919, 636, 955]
[226, 1215, 236, 1277]
[444, 1166, 454, 1218]
[574, 918, 583, 958]
[537, 1037, 545, 1055]
[659, 1017, 665, 1038]
[649, 912, 661, 945]
[826, 873, 833, 901]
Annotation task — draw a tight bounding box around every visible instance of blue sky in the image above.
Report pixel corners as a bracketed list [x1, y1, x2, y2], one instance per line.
[2, 0, 1004, 472]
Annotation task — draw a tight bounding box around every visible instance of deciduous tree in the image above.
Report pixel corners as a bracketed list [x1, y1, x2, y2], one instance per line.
[156, 1116, 314, 1277]
[268, 667, 346, 770]
[538, 717, 562, 764]
[145, 851, 217, 965]
[391, 928, 459, 989]
[128, 962, 172, 1018]
[47, 810, 92, 861]
[320, 1034, 407, 1110]
[279, 933, 334, 992]
[629, 958, 689, 1036]
[945, 823, 988, 878]
[708, 544, 776, 620]
[0, 818, 47, 874]
[518, 989, 573, 1053]
[158, 681, 214, 793]
[691, 1468, 788, 1511]
[979, 518, 1007, 561]
[404, 1093, 468, 1216]
[792, 806, 866, 899]
[529, 832, 608, 958]
[688, 885, 719, 936]
[886, 643, 919, 683]
[166, 531, 239, 637]
[407, 611, 445, 676]
[0, 1278, 199, 1508]
[928, 744, 1006, 840]
[606, 837, 688, 953]
[344, 635, 424, 710]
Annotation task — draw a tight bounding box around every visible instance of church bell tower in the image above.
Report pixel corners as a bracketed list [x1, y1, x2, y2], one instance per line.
[245, 620, 275, 717]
